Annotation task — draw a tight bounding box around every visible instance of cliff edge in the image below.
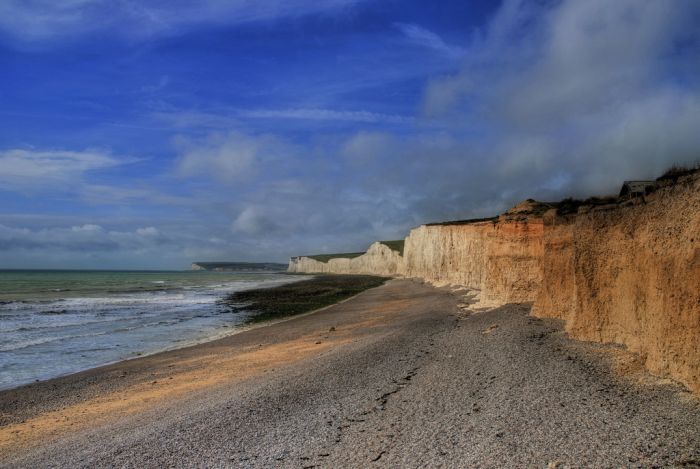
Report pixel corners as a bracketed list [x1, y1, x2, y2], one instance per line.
[288, 241, 403, 276]
[288, 171, 700, 392]
[532, 173, 700, 392]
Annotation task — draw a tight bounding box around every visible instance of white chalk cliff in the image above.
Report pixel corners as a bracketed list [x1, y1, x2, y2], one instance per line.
[289, 173, 700, 393]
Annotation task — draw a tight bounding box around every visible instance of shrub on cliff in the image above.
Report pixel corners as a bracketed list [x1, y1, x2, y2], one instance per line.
[657, 163, 700, 184]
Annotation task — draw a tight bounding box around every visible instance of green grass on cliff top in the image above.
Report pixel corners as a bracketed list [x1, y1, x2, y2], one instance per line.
[425, 216, 499, 226]
[302, 239, 404, 263]
[379, 240, 404, 255]
[304, 252, 366, 262]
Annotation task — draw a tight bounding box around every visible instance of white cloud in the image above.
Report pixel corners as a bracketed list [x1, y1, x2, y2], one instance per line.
[420, 0, 700, 197]
[505, 0, 686, 123]
[136, 226, 159, 236]
[175, 130, 297, 181]
[0, 0, 97, 43]
[0, 223, 123, 252]
[153, 108, 413, 130]
[424, 0, 697, 121]
[395, 23, 464, 59]
[341, 131, 397, 165]
[0, 148, 121, 191]
[240, 108, 413, 125]
[71, 223, 103, 233]
[231, 207, 277, 235]
[0, 0, 367, 45]
[3, 0, 700, 269]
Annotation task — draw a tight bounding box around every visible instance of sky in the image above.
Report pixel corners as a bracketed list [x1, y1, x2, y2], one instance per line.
[1, 0, 699, 269]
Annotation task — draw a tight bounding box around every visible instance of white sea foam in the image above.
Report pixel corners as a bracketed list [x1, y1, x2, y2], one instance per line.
[0, 271, 301, 390]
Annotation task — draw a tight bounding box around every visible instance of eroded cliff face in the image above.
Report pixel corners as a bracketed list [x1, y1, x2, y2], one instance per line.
[288, 175, 700, 392]
[531, 213, 576, 322]
[482, 217, 544, 305]
[402, 223, 489, 289]
[533, 175, 700, 392]
[288, 242, 403, 276]
[402, 202, 546, 306]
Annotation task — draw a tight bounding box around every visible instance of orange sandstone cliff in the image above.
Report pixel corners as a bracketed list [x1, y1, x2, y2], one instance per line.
[402, 201, 546, 306]
[533, 174, 700, 392]
[288, 173, 700, 392]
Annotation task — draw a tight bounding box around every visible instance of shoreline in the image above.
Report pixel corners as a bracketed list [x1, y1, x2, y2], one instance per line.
[0, 273, 386, 396]
[0, 275, 391, 424]
[0, 270, 316, 392]
[0, 273, 385, 394]
[3, 279, 699, 467]
[0, 278, 412, 459]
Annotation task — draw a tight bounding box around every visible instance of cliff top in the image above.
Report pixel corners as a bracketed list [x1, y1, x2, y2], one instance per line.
[500, 199, 554, 220]
[425, 199, 553, 226]
[425, 216, 499, 227]
[556, 164, 700, 215]
[554, 196, 618, 216]
[290, 165, 700, 262]
[379, 240, 404, 255]
[303, 252, 366, 262]
[656, 163, 700, 183]
[191, 262, 288, 271]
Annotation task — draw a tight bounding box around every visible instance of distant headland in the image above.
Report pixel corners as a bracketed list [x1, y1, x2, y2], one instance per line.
[190, 262, 288, 272]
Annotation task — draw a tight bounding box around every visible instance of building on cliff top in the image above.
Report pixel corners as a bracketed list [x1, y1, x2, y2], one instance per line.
[619, 180, 656, 199]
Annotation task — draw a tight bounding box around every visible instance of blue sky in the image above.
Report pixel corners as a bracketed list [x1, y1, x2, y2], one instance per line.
[1, 0, 699, 269]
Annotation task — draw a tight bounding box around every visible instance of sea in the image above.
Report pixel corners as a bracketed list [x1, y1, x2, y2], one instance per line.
[0, 269, 301, 390]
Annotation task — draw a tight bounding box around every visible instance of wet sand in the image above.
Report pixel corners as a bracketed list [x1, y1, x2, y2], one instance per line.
[1, 279, 699, 468]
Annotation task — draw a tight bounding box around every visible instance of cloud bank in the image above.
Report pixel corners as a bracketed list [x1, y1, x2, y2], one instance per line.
[204, 0, 700, 257]
[421, 0, 700, 196]
[2, 0, 700, 268]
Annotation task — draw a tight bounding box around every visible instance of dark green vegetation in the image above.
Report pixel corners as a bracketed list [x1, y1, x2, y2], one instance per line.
[303, 252, 365, 262]
[379, 240, 405, 255]
[555, 196, 619, 216]
[429, 166, 700, 222]
[223, 275, 388, 323]
[556, 164, 699, 215]
[192, 262, 287, 272]
[290, 165, 700, 262]
[300, 240, 403, 262]
[425, 216, 499, 226]
[657, 163, 700, 183]
[514, 199, 555, 217]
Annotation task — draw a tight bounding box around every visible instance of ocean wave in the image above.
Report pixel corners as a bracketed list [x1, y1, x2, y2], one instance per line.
[1, 315, 132, 333]
[0, 298, 60, 307]
[0, 330, 110, 352]
[0, 272, 301, 389]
